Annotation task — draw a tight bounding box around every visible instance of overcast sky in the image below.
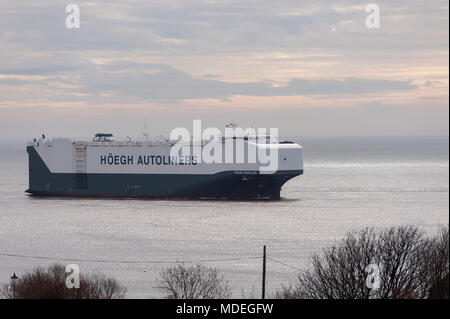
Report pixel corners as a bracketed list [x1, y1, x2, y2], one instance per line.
[0, 0, 448, 141]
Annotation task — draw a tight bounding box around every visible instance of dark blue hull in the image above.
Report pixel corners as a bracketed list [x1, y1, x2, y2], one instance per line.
[27, 146, 302, 199]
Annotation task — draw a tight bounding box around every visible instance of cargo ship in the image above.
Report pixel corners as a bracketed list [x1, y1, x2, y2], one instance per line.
[26, 132, 303, 199]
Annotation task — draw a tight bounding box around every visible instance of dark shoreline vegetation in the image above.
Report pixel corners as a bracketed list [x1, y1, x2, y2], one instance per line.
[1, 225, 448, 299]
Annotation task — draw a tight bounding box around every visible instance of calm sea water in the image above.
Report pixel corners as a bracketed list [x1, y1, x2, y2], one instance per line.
[0, 137, 448, 298]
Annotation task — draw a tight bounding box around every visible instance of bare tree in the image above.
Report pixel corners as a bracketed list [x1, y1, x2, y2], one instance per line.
[276, 225, 449, 299]
[423, 226, 449, 298]
[376, 226, 427, 298]
[290, 227, 378, 299]
[156, 263, 231, 299]
[1, 264, 126, 299]
[274, 283, 304, 299]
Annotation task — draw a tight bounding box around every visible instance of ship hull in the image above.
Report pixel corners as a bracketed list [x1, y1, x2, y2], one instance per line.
[27, 146, 302, 199]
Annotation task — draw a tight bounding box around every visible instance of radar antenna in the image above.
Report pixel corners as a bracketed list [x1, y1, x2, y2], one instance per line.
[225, 120, 238, 128]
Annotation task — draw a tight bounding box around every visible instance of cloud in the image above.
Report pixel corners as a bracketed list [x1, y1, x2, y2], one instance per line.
[1, 1, 448, 53]
[81, 62, 417, 101]
[0, 60, 416, 102]
[0, 0, 447, 137]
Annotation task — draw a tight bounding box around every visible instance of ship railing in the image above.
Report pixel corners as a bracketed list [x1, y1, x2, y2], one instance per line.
[28, 138, 280, 148]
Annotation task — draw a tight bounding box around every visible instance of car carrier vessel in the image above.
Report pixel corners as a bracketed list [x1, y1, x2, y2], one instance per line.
[26, 132, 303, 199]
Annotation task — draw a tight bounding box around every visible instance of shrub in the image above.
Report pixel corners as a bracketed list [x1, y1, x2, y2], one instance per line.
[1, 264, 126, 299]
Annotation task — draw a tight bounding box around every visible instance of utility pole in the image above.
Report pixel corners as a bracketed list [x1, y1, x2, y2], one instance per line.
[262, 245, 266, 299]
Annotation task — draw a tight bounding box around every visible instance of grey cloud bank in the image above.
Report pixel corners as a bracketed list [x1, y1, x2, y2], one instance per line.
[3, 63, 416, 102]
[0, 59, 416, 102]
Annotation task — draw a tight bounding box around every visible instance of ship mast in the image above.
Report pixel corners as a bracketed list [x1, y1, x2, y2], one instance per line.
[143, 119, 150, 142]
